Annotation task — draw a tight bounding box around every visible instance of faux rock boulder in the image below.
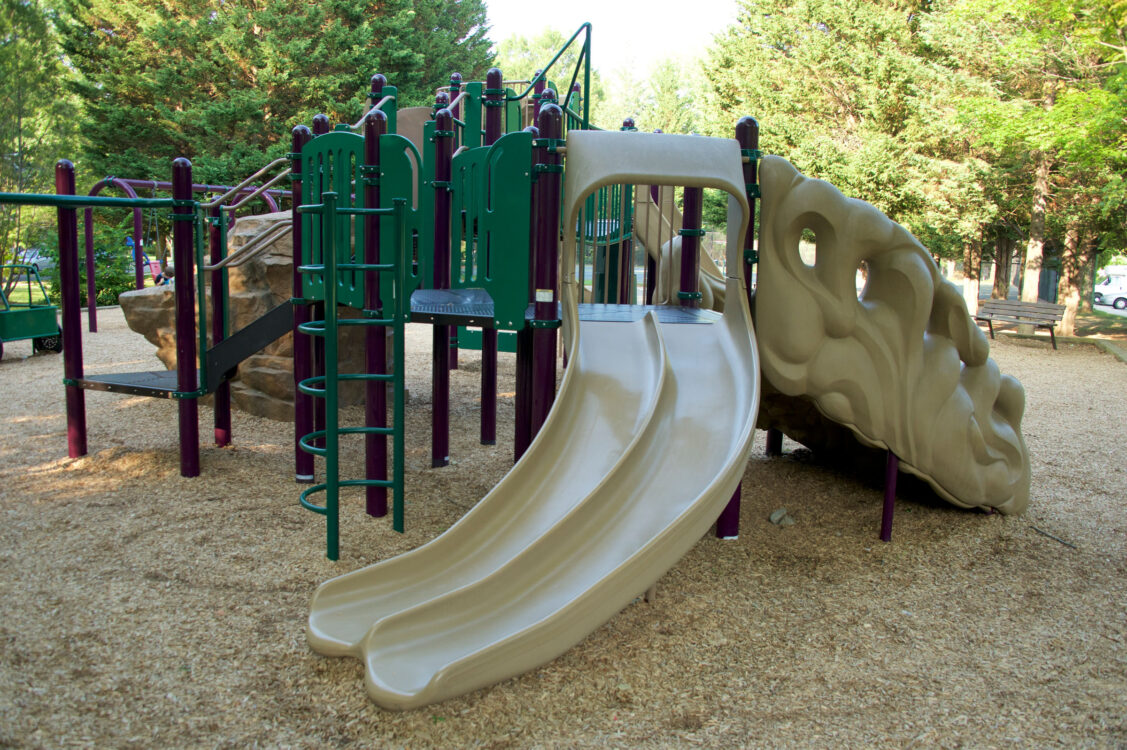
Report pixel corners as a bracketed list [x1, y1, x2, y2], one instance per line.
[753, 156, 1030, 514]
[121, 211, 376, 422]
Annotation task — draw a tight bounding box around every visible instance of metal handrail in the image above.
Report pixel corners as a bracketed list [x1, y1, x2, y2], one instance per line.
[221, 169, 292, 213]
[348, 94, 395, 131]
[200, 158, 290, 209]
[201, 219, 292, 271]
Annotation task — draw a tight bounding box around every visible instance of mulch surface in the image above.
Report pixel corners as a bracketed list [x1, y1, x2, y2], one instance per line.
[0, 307, 1124, 748]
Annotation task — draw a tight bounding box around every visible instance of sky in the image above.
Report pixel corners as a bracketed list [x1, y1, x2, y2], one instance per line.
[484, 0, 741, 75]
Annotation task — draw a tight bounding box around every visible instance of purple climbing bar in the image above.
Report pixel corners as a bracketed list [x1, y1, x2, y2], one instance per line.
[56, 160, 87, 458]
[480, 67, 504, 446]
[529, 102, 563, 436]
[431, 107, 455, 467]
[172, 158, 200, 477]
[363, 95, 389, 517]
[291, 124, 314, 482]
[210, 203, 231, 446]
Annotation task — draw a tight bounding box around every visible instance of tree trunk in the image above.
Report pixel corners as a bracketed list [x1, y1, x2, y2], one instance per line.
[962, 233, 982, 314]
[1078, 233, 1099, 313]
[1021, 153, 1052, 304]
[993, 233, 1013, 299]
[1056, 222, 1082, 337]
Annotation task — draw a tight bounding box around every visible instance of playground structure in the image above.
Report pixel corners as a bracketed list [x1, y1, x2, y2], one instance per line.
[0, 24, 1032, 710]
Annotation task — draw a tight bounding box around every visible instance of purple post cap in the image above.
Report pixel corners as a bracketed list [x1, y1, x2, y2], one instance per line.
[572, 82, 581, 92]
[449, 72, 463, 87]
[654, 129, 663, 133]
[736, 115, 759, 139]
[621, 117, 636, 130]
[363, 108, 388, 132]
[312, 114, 331, 135]
[523, 125, 540, 136]
[540, 88, 557, 103]
[487, 68, 503, 88]
[292, 124, 312, 138]
[538, 102, 563, 134]
[434, 107, 454, 124]
[370, 73, 387, 94]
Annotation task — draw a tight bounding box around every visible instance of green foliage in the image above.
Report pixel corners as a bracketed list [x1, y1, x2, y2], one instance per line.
[56, 0, 494, 186]
[0, 0, 80, 264]
[40, 214, 140, 305]
[492, 27, 606, 123]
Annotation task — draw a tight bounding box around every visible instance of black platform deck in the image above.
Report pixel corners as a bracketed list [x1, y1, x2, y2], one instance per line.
[410, 289, 495, 327]
[76, 369, 188, 398]
[74, 301, 295, 399]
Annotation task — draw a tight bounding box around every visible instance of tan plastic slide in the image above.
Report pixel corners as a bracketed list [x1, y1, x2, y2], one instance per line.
[307, 131, 760, 709]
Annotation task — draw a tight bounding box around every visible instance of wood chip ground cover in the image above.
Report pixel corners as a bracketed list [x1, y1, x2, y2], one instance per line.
[0, 307, 1124, 748]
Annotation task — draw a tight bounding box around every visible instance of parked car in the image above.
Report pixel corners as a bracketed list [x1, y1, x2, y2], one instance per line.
[16, 248, 55, 274]
[1093, 274, 1127, 310]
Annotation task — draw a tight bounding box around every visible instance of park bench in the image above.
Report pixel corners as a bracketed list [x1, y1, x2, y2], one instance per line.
[974, 299, 1065, 349]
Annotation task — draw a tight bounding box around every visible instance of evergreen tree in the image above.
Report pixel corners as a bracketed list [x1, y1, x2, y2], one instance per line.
[0, 0, 79, 263]
[56, 0, 493, 186]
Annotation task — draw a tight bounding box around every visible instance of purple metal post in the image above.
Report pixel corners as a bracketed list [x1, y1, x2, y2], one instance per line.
[716, 485, 741, 539]
[132, 203, 144, 290]
[530, 103, 563, 436]
[311, 115, 330, 450]
[209, 203, 231, 446]
[766, 429, 783, 456]
[56, 160, 87, 458]
[479, 67, 504, 446]
[513, 124, 539, 461]
[82, 180, 142, 332]
[83, 211, 99, 331]
[291, 125, 314, 482]
[432, 108, 454, 467]
[364, 107, 389, 516]
[172, 158, 200, 477]
[881, 451, 898, 542]
[680, 187, 702, 309]
[736, 117, 759, 311]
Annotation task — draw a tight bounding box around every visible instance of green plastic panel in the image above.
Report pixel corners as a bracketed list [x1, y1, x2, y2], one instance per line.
[505, 87, 523, 134]
[448, 131, 533, 330]
[379, 85, 398, 134]
[379, 134, 428, 306]
[301, 130, 367, 308]
[458, 327, 517, 353]
[460, 82, 483, 150]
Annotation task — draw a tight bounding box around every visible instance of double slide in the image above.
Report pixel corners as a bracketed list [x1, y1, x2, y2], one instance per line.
[308, 132, 760, 709]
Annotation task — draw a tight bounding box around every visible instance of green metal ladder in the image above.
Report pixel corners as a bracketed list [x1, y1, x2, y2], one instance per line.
[296, 179, 410, 560]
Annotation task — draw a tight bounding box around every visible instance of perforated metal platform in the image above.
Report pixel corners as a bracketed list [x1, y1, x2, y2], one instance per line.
[410, 289, 495, 327]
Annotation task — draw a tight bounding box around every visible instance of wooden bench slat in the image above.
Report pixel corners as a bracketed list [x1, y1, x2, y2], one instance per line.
[972, 298, 1063, 349]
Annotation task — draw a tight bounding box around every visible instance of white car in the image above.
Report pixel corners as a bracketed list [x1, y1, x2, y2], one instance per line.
[17, 248, 55, 275]
[1093, 274, 1127, 310]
